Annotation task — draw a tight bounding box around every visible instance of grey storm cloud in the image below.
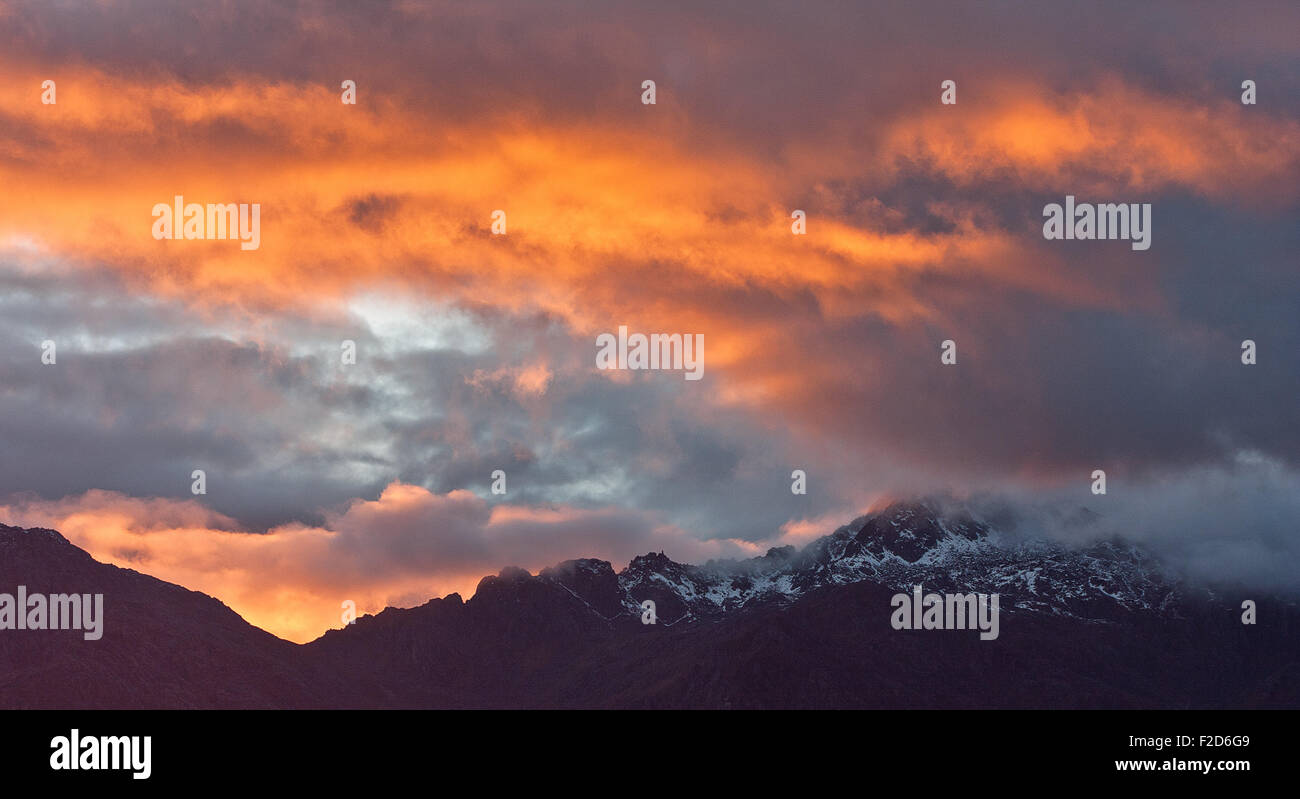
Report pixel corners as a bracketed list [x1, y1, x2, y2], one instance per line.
[965, 453, 1300, 593]
[0, 258, 830, 541]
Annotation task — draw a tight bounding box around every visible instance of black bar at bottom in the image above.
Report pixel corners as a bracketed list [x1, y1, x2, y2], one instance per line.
[1, 709, 1285, 786]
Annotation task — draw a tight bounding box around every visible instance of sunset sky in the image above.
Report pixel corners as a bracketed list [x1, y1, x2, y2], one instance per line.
[1, 0, 1297, 642]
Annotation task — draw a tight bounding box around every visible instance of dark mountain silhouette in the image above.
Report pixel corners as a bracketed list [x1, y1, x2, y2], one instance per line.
[2, 502, 1297, 709]
[0, 523, 348, 708]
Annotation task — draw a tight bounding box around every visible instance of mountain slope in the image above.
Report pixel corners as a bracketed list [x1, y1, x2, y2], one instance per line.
[305, 501, 1299, 708]
[0, 523, 346, 708]
[2, 502, 1297, 709]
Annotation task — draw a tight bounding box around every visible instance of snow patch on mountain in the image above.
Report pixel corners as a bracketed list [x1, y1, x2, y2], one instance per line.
[543, 500, 1185, 625]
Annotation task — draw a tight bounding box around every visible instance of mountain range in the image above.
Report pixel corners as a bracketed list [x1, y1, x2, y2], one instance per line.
[2, 501, 1296, 708]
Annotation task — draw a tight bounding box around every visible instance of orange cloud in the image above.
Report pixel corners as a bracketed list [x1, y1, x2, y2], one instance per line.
[871, 78, 1299, 204]
[2, 60, 1293, 487]
[7, 61, 1273, 326]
